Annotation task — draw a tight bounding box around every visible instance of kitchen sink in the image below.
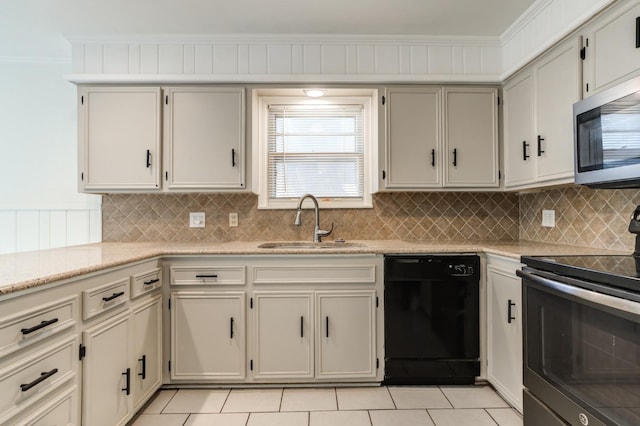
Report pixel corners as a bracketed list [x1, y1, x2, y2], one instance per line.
[257, 241, 367, 249]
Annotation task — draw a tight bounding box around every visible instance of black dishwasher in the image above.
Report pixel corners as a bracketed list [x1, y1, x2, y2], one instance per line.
[383, 254, 480, 385]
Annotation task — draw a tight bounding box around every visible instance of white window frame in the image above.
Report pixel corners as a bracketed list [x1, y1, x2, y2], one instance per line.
[253, 90, 377, 209]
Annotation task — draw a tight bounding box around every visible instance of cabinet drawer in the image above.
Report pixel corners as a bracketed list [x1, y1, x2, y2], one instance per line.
[0, 336, 76, 425]
[13, 385, 77, 426]
[82, 278, 129, 320]
[0, 296, 77, 359]
[131, 268, 162, 299]
[253, 265, 376, 285]
[170, 266, 246, 286]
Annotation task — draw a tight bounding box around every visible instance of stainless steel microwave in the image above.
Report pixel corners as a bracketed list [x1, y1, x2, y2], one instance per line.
[574, 75, 640, 188]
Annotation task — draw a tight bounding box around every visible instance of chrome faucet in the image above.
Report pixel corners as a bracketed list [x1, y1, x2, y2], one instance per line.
[294, 194, 333, 243]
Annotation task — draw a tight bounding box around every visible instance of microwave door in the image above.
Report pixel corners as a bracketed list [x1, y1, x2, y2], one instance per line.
[577, 109, 603, 172]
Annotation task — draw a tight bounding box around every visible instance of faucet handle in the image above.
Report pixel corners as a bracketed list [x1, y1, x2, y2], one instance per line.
[316, 223, 334, 241]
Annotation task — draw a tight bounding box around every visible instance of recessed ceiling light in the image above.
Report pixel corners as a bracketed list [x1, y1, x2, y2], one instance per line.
[304, 89, 325, 97]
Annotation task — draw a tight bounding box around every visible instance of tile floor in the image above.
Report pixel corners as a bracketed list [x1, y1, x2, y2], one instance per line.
[130, 385, 522, 426]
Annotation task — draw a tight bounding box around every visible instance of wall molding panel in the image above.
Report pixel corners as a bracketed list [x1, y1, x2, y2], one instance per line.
[65, 35, 503, 83]
[0, 208, 101, 255]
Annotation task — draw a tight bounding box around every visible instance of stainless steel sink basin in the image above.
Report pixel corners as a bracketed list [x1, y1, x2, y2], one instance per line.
[257, 241, 366, 249]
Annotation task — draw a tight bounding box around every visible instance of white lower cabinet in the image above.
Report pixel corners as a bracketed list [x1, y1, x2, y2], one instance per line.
[252, 292, 314, 380]
[132, 294, 163, 412]
[171, 291, 246, 381]
[82, 311, 132, 426]
[316, 291, 377, 380]
[486, 254, 523, 413]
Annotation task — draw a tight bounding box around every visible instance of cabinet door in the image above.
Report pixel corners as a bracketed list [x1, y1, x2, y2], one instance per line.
[252, 292, 313, 380]
[584, 1, 640, 96]
[82, 312, 131, 426]
[487, 261, 523, 413]
[503, 72, 536, 187]
[80, 87, 161, 191]
[132, 294, 162, 412]
[384, 88, 441, 188]
[535, 38, 581, 182]
[443, 87, 499, 187]
[316, 291, 376, 380]
[164, 87, 245, 190]
[171, 292, 245, 380]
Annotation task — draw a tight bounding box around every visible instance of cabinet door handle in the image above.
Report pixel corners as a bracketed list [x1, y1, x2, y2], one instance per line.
[230, 317, 234, 339]
[143, 278, 160, 286]
[21, 318, 59, 335]
[231, 149, 236, 167]
[138, 355, 146, 380]
[146, 149, 152, 168]
[122, 368, 131, 395]
[636, 17, 640, 48]
[452, 148, 457, 167]
[102, 291, 125, 302]
[522, 141, 530, 160]
[300, 316, 304, 338]
[20, 368, 58, 392]
[431, 149, 435, 167]
[537, 135, 545, 156]
[325, 316, 329, 338]
[507, 299, 516, 324]
[195, 274, 218, 279]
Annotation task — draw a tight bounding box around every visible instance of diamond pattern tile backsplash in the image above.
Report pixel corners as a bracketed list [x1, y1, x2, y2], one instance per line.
[519, 186, 640, 252]
[102, 192, 520, 243]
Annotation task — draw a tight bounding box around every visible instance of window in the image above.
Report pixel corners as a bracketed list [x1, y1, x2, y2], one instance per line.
[255, 90, 376, 209]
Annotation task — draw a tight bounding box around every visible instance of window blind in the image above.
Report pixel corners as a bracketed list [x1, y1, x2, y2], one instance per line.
[267, 104, 365, 199]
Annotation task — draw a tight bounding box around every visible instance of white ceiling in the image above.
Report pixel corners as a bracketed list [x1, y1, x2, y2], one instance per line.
[1, 0, 536, 58]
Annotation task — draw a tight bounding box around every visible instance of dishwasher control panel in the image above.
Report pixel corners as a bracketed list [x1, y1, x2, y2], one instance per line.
[449, 263, 475, 277]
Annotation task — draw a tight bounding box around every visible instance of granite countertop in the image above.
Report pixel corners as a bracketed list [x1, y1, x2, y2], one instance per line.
[0, 240, 628, 296]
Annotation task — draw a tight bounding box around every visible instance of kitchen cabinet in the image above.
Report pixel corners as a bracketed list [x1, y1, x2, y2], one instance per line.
[383, 88, 441, 188]
[581, 0, 640, 97]
[170, 291, 246, 381]
[132, 294, 163, 412]
[316, 291, 377, 380]
[382, 86, 498, 190]
[163, 87, 245, 190]
[82, 311, 132, 426]
[503, 37, 581, 189]
[486, 254, 523, 413]
[252, 292, 314, 380]
[442, 87, 499, 187]
[78, 87, 162, 191]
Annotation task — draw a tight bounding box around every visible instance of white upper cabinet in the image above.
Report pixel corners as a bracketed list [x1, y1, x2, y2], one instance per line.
[163, 87, 245, 190]
[582, 0, 640, 97]
[382, 86, 498, 190]
[443, 87, 499, 187]
[503, 37, 581, 189]
[384, 88, 441, 188]
[78, 87, 162, 191]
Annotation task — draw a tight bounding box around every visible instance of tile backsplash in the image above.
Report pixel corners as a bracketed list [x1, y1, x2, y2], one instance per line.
[102, 187, 640, 251]
[102, 192, 520, 243]
[519, 186, 640, 252]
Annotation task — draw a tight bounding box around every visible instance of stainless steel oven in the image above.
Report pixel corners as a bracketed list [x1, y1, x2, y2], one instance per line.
[519, 256, 640, 426]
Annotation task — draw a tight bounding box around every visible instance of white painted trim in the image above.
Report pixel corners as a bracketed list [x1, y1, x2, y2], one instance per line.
[0, 56, 71, 64]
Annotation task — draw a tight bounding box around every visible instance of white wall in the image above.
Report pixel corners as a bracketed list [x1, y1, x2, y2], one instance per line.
[0, 59, 101, 254]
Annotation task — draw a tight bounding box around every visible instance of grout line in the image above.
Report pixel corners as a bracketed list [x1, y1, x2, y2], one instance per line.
[182, 413, 190, 426]
[334, 387, 339, 411]
[437, 385, 455, 409]
[384, 385, 397, 409]
[220, 388, 232, 413]
[278, 387, 284, 412]
[484, 408, 501, 425]
[160, 389, 180, 414]
[366, 409, 374, 426]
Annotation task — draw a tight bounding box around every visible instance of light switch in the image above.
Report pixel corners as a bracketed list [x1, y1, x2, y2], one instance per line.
[189, 212, 205, 228]
[541, 209, 555, 227]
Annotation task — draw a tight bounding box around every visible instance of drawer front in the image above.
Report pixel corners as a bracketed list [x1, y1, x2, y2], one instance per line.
[131, 268, 162, 299]
[0, 336, 77, 425]
[13, 385, 77, 426]
[82, 278, 129, 320]
[253, 265, 376, 285]
[170, 266, 246, 286]
[0, 296, 77, 359]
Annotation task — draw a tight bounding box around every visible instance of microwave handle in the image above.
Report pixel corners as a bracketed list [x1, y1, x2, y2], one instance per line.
[517, 269, 640, 316]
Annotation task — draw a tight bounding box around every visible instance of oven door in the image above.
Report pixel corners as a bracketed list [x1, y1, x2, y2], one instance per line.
[519, 268, 640, 426]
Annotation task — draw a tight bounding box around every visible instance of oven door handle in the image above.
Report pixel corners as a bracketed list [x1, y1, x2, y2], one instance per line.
[517, 269, 640, 316]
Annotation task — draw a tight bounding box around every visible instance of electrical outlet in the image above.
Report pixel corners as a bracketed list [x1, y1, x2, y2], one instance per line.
[229, 212, 238, 227]
[542, 209, 555, 227]
[189, 212, 205, 228]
